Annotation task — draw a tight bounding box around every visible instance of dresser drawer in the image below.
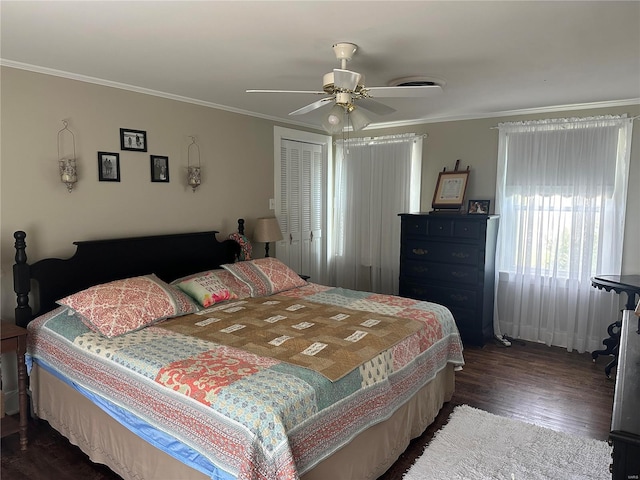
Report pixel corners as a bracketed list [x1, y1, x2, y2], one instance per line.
[402, 240, 481, 265]
[453, 220, 483, 240]
[401, 259, 479, 285]
[401, 216, 429, 236]
[402, 216, 485, 241]
[399, 280, 478, 308]
[426, 218, 454, 237]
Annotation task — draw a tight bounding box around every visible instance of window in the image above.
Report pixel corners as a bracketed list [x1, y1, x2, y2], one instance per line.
[328, 134, 422, 294]
[494, 115, 633, 352]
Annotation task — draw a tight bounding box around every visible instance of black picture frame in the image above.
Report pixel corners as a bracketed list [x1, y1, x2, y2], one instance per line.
[468, 199, 491, 214]
[150, 155, 169, 182]
[97, 151, 120, 182]
[120, 128, 147, 152]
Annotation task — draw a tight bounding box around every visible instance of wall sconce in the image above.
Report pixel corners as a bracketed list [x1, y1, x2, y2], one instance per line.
[57, 120, 77, 192]
[253, 217, 283, 257]
[187, 136, 201, 192]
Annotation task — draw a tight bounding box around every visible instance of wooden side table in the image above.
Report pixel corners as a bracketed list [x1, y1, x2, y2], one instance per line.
[591, 275, 640, 377]
[1, 321, 28, 450]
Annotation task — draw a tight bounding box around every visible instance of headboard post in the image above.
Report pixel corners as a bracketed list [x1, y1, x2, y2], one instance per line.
[13, 231, 32, 328]
[238, 218, 245, 235]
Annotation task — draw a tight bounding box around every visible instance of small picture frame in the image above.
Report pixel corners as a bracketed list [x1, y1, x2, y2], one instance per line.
[432, 170, 470, 209]
[120, 128, 147, 152]
[97, 151, 120, 182]
[150, 155, 169, 182]
[468, 199, 491, 214]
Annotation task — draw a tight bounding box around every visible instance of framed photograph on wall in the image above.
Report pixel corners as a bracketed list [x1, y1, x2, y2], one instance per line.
[120, 128, 147, 152]
[97, 151, 120, 182]
[432, 170, 470, 209]
[150, 155, 169, 182]
[468, 199, 490, 214]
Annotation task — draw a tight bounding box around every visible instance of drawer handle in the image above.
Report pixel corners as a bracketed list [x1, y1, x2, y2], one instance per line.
[451, 252, 470, 259]
[450, 294, 468, 302]
[451, 271, 469, 278]
[412, 248, 428, 255]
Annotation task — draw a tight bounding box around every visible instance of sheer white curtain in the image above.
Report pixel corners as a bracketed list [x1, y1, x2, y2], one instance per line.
[328, 134, 422, 294]
[494, 115, 633, 352]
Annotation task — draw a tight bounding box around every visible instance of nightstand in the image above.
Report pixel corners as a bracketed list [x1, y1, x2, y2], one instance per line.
[1, 321, 28, 450]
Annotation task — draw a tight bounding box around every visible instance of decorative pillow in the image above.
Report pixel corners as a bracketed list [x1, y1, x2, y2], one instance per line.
[221, 257, 307, 297]
[171, 269, 252, 299]
[174, 271, 237, 307]
[57, 274, 199, 338]
[228, 232, 252, 261]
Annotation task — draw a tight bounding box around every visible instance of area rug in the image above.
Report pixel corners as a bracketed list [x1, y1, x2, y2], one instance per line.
[404, 405, 611, 480]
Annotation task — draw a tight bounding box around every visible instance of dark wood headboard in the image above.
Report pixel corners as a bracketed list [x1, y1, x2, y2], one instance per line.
[13, 219, 246, 327]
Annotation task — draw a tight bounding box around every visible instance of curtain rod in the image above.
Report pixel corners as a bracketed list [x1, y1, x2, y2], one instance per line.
[489, 114, 639, 129]
[334, 133, 427, 146]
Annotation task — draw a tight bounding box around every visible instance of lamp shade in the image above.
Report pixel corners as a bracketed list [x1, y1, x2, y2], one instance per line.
[349, 107, 371, 131]
[322, 104, 345, 134]
[253, 217, 283, 243]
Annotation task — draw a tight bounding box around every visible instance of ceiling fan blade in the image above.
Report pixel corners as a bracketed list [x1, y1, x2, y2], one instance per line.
[289, 97, 335, 116]
[246, 89, 326, 95]
[333, 69, 361, 91]
[365, 84, 442, 98]
[356, 98, 396, 116]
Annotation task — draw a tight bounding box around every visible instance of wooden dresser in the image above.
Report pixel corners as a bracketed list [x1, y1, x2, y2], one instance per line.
[399, 213, 499, 346]
[609, 309, 640, 479]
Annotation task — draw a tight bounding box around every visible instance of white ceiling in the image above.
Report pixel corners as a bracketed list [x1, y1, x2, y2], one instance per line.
[2, 1, 639, 131]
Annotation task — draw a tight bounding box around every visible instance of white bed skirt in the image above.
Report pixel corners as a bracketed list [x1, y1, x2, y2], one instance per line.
[30, 363, 455, 480]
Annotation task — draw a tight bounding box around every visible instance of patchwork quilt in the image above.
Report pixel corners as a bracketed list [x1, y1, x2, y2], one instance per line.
[159, 295, 425, 381]
[27, 283, 464, 480]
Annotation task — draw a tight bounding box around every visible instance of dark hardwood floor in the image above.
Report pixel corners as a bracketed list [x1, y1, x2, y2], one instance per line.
[1, 339, 615, 480]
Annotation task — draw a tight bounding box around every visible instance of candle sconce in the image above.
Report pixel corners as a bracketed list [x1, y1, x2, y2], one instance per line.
[57, 120, 77, 192]
[187, 136, 201, 192]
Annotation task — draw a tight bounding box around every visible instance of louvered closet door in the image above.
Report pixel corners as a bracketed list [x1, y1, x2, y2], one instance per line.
[277, 139, 325, 282]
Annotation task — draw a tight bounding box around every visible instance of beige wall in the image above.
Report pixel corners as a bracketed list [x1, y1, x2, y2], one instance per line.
[1, 66, 638, 321]
[0, 66, 318, 319]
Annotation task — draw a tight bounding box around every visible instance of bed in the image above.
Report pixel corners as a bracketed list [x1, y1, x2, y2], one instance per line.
[12, 220, 464, 480]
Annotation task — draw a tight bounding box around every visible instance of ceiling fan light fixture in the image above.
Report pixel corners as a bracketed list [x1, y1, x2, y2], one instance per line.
[323, 104, 345, 134]
[348, 106, 370, 131]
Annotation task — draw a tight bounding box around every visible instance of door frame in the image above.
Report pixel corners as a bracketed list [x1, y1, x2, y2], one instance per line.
[273, 127, 333, 284]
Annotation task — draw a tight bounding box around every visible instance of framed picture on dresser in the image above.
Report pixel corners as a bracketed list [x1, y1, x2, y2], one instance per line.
[468, 199, 490, 214]
[432, 170, 469, 209]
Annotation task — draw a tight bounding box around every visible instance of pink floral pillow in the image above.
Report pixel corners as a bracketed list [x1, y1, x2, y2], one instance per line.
[221, 257, 307, 297]
[57, 274, 198, 338]
[173, 271, 237, 307]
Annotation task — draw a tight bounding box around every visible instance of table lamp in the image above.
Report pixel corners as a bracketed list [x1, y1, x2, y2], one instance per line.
[253, 217, 283, 257]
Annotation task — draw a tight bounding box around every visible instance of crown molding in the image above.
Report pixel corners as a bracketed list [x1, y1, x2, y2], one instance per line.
[2, 59, 637, 131]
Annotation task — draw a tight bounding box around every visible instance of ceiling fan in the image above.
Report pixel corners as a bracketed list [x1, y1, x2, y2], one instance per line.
[247, 42, 442, 133]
